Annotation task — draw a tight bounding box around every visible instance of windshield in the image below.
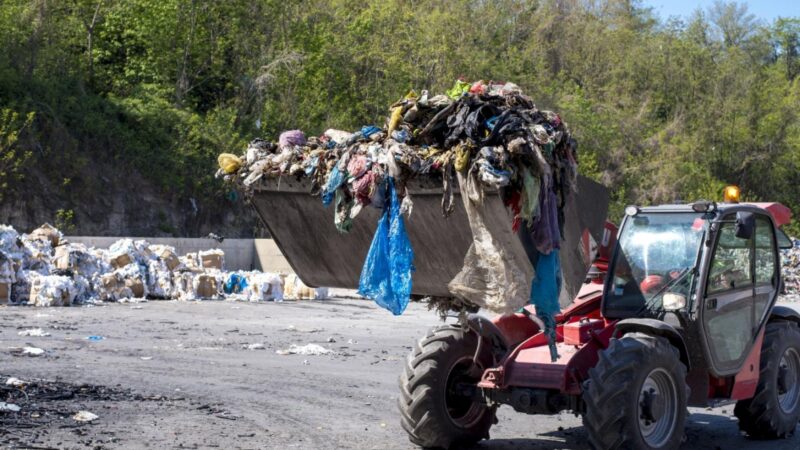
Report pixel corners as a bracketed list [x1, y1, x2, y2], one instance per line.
[605, 212, 706, 317]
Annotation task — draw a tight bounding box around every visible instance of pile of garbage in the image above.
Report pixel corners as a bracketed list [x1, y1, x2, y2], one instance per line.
[218, 79, 577, 325]
[0, 224, 327, 306]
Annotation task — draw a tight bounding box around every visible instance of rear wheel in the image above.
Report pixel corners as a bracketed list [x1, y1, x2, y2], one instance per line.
[583, 332, 688, 450]
[398, 325, 495, 448]
[734, 322, 800, 438]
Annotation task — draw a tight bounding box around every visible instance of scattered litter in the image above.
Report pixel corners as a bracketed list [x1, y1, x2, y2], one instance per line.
[244, 343, 265, 350]
[72, 410, 99, 422]
[18, 328, 50, 337]
[327, 336, 336, 343]
[85, 335, 105, 341]
[0, 402, 21, 412]
[5, 377, 26, 387]
[276, 343, 335, 356]
[8, 346, 45, 356]
[140, 356, 153, 361]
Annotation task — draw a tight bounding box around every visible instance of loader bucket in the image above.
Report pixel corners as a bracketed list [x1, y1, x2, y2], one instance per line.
[250, 175, 609, 307]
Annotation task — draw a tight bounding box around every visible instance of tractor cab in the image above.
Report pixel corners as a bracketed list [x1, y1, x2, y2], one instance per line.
[605, 201, 793, 377]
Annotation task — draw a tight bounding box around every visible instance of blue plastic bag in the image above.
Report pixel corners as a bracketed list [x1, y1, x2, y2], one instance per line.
[530, 249, 561, 361]
[224, 273, 248, 294]
[358, 179, 415, 315]
[322, 165, 345, 206]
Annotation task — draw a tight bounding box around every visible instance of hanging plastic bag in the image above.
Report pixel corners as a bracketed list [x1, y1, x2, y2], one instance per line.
[530, 249, 562, 362]
[358, 179, 415, 315]
[448, 171, 531, 314]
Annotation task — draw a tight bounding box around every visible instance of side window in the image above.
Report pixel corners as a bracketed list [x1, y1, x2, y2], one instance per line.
[755, 217, 776, 286]
[708, 220, 753, 293]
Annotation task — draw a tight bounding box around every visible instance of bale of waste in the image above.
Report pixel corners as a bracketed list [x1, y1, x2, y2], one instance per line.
[283, 274, 327, 300]
[245, 272, 283, 302]
[29, 223, 62, 248]
[198, 249, 224, 271]
[28, 274, 76, 307]
[149, 244, 181, 271]
[194, 274, 220, 299]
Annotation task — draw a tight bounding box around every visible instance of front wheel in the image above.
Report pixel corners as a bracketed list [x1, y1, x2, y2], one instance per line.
[398, 325, 495, 448]
[734, 322, 800, 438]
[583, 332, 688, 450]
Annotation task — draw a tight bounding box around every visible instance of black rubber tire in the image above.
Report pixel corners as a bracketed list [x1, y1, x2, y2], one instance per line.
[734, 322, 800, 438]
[583, 332, 688, 450]
[398, 325, 495, 449]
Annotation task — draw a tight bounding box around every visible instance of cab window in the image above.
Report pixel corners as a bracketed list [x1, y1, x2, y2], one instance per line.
[755, 217, 776, 286]
[707, 219, 753, 294]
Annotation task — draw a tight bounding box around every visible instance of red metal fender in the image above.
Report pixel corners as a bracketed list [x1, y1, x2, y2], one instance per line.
[481, 289, 614, 394]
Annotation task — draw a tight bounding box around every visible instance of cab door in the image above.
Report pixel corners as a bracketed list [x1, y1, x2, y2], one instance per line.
[701, 214, 756, 375]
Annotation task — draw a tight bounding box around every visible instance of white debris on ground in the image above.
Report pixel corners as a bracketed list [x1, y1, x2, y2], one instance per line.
[276, 344, 335, 356]
[0, 402, 21, 413]
[5, 377, 26, 387]
[8, 346, 45, 357]
[72, 411, 99, 422]
[17, 328, 50, 337]
[0, 223, 329, 307]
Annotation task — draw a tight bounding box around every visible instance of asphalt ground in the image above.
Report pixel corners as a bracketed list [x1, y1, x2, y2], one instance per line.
[1, 299, 799, 449]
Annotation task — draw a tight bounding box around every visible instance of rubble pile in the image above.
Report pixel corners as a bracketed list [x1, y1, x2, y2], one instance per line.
[0, 224, 326, 306]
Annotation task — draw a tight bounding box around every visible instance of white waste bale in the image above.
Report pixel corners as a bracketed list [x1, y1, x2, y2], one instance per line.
[283, 273, 328, 300]
[146, 259, 173, 299]
[28, 273, 77, 307]
[246, 272, 284, 302]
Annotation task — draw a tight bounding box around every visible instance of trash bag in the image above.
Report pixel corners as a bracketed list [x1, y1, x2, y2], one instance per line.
[530, 249, 562, 362]
[218, 153, 243, 174]
[448, 170, 531, 314]
[224, 273, 248, 294]
[358, 178, 415, 315]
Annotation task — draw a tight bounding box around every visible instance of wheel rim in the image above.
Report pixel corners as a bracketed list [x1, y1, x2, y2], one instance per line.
[638, 368, 679, 448]
[778, 347, 800, 414]
[444, 356, 484, 429]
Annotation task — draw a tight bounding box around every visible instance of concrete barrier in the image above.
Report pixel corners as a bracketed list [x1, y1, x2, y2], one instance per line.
[65, 237, 291, 273]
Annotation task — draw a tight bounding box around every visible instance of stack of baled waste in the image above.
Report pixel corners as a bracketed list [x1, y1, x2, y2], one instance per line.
[0, 223, 327, 306]
[781, 238, 800, 301]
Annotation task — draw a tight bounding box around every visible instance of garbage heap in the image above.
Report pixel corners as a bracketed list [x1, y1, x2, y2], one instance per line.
[0, 224, 327, 306]
[219, 79, 578, 331]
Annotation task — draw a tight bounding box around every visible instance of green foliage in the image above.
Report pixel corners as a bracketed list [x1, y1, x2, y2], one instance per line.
[0, 0, 799, 232]
[0, 108, 34, 198]
[55, 208, 76, 234]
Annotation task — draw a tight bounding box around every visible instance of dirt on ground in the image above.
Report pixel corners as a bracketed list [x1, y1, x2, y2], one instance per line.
[1, 299, 798, 449]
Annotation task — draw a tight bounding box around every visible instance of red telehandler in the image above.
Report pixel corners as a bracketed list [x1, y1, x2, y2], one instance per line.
[250, 176, 798, 449]
[399, 196, 800, 449]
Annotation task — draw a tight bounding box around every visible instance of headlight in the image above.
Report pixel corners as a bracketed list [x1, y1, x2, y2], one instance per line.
[662, 293, 687, 311]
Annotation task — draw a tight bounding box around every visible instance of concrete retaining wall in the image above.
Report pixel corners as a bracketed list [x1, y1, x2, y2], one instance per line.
[65, 237, 291, 273]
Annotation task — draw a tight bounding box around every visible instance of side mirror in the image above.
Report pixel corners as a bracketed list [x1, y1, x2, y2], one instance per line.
[735, 212, 755, 240]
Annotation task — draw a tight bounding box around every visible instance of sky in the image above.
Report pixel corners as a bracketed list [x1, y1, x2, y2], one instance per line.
[645, 0, 800, 23]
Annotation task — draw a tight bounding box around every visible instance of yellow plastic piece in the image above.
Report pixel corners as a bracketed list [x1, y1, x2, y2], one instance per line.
[218, 153, 243, 174]
[388, 106, 403, 136]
